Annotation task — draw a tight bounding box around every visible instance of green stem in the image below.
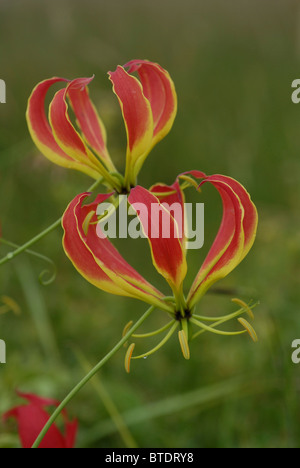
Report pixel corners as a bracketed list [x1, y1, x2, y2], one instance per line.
[0, 238, 57, 285]
[0, 218, 62, 267]
[31, 306, 155, 448]
[74, 349, 138, 448]
[0, 238, 50, 260]
[0, 176, 104, 267]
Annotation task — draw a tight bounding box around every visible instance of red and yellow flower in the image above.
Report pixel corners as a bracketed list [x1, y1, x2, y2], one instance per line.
[3, 391, 78, 448]
[26, 60, 177, 192]
[27, 59, 258, 367]
[61, 171, 258, 367]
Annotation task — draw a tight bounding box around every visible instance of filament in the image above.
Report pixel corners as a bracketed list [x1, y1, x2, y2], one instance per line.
[131, 321, 179, 360]
[190, 317, 246, 337]
[231, 298, 254, 320]
[132, 320, 176, 338]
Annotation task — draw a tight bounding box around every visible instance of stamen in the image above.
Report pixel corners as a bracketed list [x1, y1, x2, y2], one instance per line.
[89, 195, 120, 227]
[192, 314, 228, 322]
[178, 329, 190, 360]
[192, 301, 258, 324]
[231, 298, 254, 320]
[151, 190, 177, 198]
[122, 320, 134, 337]
[122, 320, 134, 347]
[82, 211, 95, 236]
[124, 343, 135, 373]
[190, 317, 246, 338]
[178, 175, 201, 192]
[131, 322, 179, 360]
[132, 320, 176, 338]
[237, 318, 258, 342]
[0, 296, 21, 315]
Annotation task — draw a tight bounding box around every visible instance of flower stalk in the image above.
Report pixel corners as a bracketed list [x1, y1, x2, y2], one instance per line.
[31, 305, 155, 448]
[0, 176, 104, 268]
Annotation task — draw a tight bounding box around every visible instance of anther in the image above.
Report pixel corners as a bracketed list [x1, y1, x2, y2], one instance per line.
[231, 298, 254, 320]
[178, 330, 190, 360]
[237, 318, 258, 342]
[125, 343, 135, 373]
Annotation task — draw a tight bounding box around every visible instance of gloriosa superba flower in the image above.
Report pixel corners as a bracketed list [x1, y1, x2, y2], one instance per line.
[62, 171, 258, 370]
[27, 59, 259, 370]
[26, 60, 177, 193]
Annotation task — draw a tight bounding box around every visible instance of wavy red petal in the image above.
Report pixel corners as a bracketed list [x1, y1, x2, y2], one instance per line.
[128, 185, 187, 293]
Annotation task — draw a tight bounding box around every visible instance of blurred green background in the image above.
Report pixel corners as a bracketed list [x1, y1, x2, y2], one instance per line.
[1, 0, 300, 448]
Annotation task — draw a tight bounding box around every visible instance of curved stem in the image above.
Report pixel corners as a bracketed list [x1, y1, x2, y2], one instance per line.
[0, 176, 104, 267]
[0, 238, 57, 285]
[0, 218, 62, 267]
[31, 305, 155, 448]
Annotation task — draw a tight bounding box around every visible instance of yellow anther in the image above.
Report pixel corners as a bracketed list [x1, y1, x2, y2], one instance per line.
[82, 211, 95, 236]
[122, 321, 134, 337]
[125, 343, 135, 373]
[231, 298, 254, 320]
[1, 296, 21, 315]
[237, 318, 258, 342]
[178, 329, 190, 360]
[178, 175, 201, 192]
[122, 320, 134, 347]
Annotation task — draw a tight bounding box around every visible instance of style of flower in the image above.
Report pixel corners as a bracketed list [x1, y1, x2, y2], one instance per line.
[3, 391, 78, 448]
[26, 60, 177, 192]
[61, 171, 258, 368]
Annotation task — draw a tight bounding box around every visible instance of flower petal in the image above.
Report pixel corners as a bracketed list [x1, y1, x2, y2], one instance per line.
[49, 81, 109, 179]
[67, 77, 115, 171]
[3, 391, 77, 448]
[212, 175, 258, 259]
[187, 174, 258, 308]
[26, 77, 102, 180]
[4, 404, 65, 448]
[125, 60, 177, 148]
[15, 391, 60, 408]
[108, 66, 153, 185]
[64, 419, 79, 449]
[62, 193, 170, 311]
[128, 186, 187, 295]
[62, 192, 124, 296]
[26, 78, 71, 163]
[150, 180, 186, 249]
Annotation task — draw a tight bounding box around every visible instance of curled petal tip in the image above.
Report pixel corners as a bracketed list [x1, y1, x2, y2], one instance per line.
[187, 173, 258, 308]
